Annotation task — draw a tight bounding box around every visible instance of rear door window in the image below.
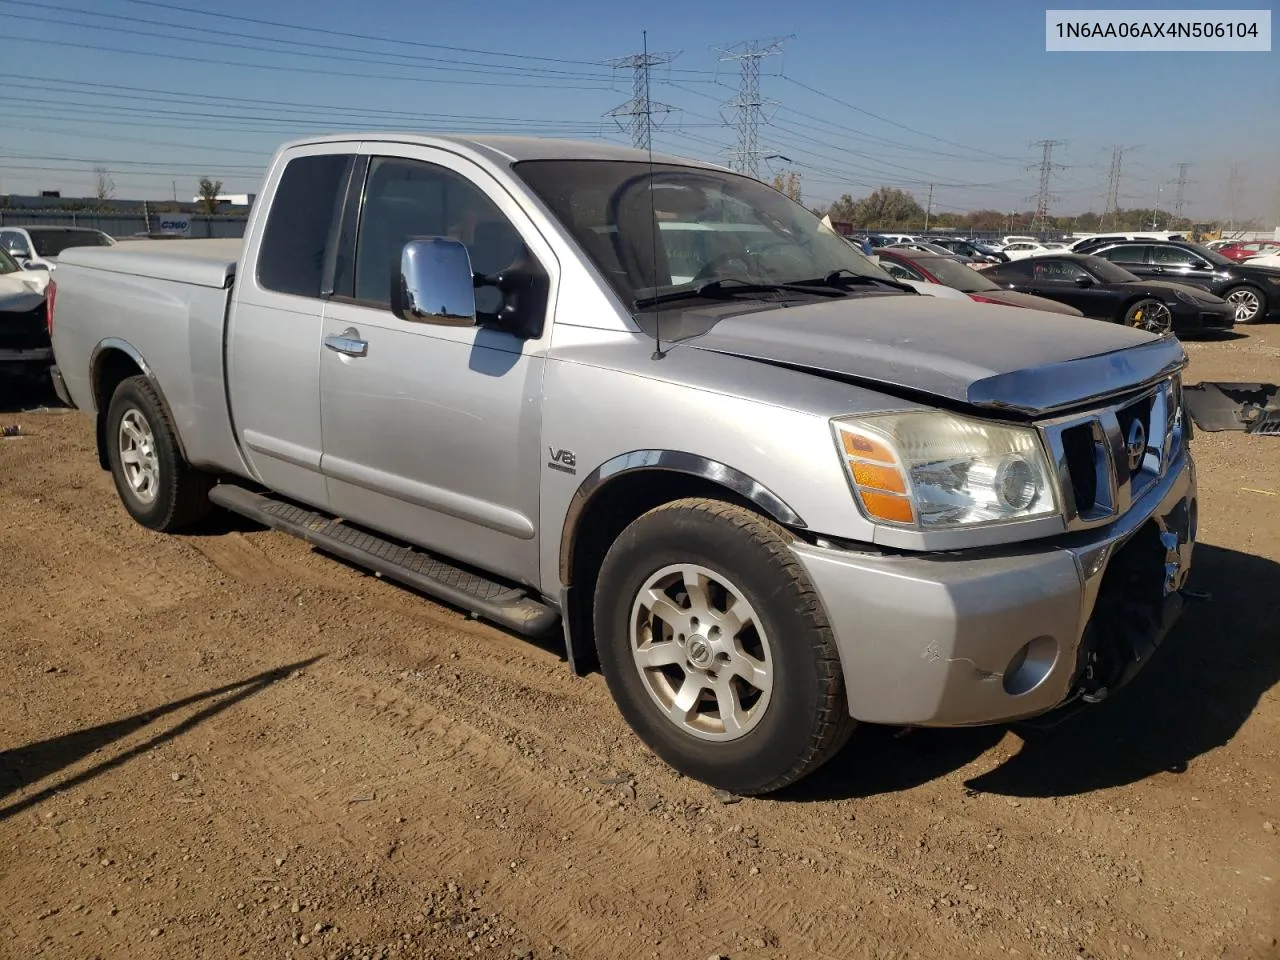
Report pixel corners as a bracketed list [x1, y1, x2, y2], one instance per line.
[256, 153, 356, 298]
[1100, 244, 1148, 265]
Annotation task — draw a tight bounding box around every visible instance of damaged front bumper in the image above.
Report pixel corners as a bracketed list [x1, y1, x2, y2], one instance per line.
[791, 453, 1197, 727]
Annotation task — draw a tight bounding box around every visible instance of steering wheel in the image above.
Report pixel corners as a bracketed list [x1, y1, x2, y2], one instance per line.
[691, 242, 812, 284]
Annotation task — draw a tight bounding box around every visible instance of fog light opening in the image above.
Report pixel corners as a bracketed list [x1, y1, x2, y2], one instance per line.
[1002, 636, 1059, 696]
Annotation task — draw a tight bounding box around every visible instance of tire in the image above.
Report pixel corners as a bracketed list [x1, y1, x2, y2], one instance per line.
[593, 497, 856, 795]
[1223, 285, 1267, 325]
[1121, 297, 1173, 334]
[105, 375, 213, 532]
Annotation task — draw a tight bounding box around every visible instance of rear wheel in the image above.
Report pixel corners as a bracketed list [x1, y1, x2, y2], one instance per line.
[593, 498, 855, 795]
[1224, 285, 1267, 324]
[1122, 298, 1173, 334]
[105, 375, 213, 532]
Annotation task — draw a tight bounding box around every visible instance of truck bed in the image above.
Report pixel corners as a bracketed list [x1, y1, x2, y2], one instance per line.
[57, 237, 242, 289]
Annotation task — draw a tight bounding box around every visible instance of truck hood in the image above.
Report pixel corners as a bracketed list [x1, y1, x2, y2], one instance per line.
[683, 295, 1186, 416]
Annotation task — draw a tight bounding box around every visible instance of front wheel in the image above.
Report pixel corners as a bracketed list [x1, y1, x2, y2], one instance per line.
[105, 375, 213, 532]
[1122, 297, 1173, 334]
[1224, 285, 1267, 324]
[593, 498, 855, 795]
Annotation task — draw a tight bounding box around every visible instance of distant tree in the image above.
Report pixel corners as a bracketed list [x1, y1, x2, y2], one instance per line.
[826, 194, 859, 223]
[197, 177, 223, 214]
[770, 171, 802, 204]
[93, 166, 115, 205]
[852, 187, 924, 228]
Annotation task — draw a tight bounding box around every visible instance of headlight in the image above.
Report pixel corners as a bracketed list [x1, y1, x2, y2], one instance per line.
[1172, 289, 1200, 305]
[832, 411, 1059, 529]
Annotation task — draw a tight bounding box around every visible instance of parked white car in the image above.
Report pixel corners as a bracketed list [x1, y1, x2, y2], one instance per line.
[1000, 241, 1056, 260]
[0, 247, 54, 387]
[1241, 251, 1280, 270]
[0, 225, 116, 272]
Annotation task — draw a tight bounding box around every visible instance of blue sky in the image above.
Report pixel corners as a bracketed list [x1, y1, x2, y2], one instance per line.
[1, 0, 1276, 221]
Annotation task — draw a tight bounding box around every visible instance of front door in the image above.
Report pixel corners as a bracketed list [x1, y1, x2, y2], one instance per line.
[318, 147, 557, 586]
[1147, 244, 1217, 293]
[1095, 243, 1153, 281]
[1028, 258, 1116, 318]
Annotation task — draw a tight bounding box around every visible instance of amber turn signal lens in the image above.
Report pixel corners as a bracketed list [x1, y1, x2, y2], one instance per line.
[840, 430, 895, 464]
[851, 462, 907, 494]
[858, 490, 915, 524]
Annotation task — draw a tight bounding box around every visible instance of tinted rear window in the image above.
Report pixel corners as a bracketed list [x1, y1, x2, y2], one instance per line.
[27, 229, 113, 257]
[257, 153, 355, 298]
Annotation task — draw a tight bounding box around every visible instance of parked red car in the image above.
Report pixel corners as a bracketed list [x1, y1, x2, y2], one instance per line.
[1218, 240, 1280, 262]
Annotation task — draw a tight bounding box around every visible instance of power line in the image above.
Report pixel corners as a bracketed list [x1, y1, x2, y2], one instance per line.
[605, 37, 679, 151]
[0, 1, 619, 81]
[109, 0, 723, 76]
[1026, 139, 1067, 231]
[718, 36, 790, 179]
[0, 34, 617, 91]
[778, 75, 1025, 162]
[2, 7, 626, 86]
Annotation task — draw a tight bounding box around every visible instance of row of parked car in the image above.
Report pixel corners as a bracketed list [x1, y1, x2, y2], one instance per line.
[0, 226, 119, 391]
[855, 232, 1280, 334]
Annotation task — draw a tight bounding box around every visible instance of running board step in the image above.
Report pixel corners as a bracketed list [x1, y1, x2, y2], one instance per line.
[208, 484, 559, 636]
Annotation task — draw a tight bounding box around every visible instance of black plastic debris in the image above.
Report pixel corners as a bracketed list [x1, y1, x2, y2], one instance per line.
[1182, 382, 1279, 432]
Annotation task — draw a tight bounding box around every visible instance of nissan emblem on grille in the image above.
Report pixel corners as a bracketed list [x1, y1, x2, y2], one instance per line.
[1126, 419, 1147, 473]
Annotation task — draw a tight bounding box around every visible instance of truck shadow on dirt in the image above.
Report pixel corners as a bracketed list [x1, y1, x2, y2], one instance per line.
[0, 380, 64, 416]
[0, 657, 321, 821]
[781, 543, 1279, 802]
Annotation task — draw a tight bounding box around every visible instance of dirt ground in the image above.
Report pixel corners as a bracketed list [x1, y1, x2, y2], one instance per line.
[1, 328, 1277, 960]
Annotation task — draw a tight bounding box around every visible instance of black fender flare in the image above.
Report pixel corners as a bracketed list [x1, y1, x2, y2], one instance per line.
[557, 449, 806, 585]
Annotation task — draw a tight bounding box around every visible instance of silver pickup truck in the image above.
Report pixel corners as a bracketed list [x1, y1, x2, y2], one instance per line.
[48, 135, 1197, 795]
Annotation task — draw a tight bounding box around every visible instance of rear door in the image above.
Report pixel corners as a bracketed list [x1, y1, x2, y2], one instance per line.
[1095, 243, 1153, 279]
[224, 144, 358, 509]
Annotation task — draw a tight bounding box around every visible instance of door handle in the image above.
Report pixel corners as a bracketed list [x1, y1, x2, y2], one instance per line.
[323, 329, 368, 358]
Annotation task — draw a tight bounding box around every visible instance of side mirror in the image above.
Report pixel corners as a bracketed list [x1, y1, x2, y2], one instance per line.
[390, 237, 477, 327]
[1074, 276, 1093, 287]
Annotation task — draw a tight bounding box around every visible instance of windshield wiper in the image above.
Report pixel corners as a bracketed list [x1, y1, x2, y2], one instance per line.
[791, 268, 918, 294]
[634, 277, 844, 309]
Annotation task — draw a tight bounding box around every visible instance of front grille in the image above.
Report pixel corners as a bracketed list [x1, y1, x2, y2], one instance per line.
[0, 304, 50, 351]
[1040, 375, 1183, 530]
[1059, 423, 1098, 514]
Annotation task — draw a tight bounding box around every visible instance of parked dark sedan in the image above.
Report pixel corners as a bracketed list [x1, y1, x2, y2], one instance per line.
[1086, 239, 1280, 324]
[920, 236, 1007, 263]
[875, 248, 1084, 316]
[981, 254, 1235, 335]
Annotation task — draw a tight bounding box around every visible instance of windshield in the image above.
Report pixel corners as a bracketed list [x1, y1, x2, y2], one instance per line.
[512, 160, 899, 307]
[1079, 255, 1140, 283]
[28, 228, 113, 258]
[913, 255, 999, 292]
[0, 248, 18, 275]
